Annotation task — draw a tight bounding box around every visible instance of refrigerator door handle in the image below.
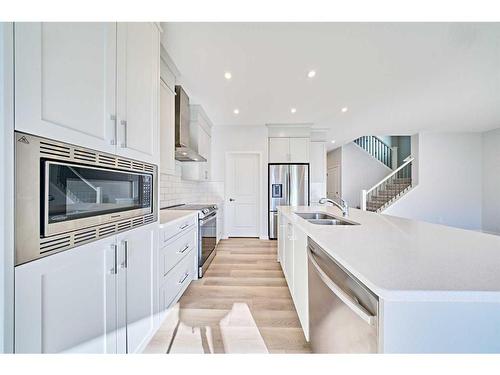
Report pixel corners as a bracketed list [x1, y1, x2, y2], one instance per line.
[286, 167, 291, 206]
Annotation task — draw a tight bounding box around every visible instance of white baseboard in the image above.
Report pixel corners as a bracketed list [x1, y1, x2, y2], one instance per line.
[259, 235, 269, 240]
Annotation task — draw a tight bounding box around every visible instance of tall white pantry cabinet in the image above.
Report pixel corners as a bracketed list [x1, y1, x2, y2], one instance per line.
[13, 22, 162, 353]
[14, 22, 160, 164]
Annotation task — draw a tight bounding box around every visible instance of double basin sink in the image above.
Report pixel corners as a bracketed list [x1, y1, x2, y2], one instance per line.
[294, 212, 359, 226]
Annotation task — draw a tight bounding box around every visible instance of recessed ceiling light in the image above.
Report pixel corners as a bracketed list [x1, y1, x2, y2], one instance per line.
[341, 107, 348, 113]
[224, 72, 232, 80]
[307, 70, 316, 78]
[331, 140, 336, 144]
[291, 108, 297, 114]
[233, 108, 239, 115]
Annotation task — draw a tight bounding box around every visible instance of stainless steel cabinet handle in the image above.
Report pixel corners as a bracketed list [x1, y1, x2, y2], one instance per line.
[307, 248, 376, 326]
[178, 272, 189, 284]
[120, 240, 128, 269]
[120, 120, 127, 148]
[110, 243, 118, 274]
[178, 244, 189, 254]
[109, 114, 117, 145]
[179, 223, 189, 230]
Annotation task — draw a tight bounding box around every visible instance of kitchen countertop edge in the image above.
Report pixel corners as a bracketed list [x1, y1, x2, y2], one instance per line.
[278, 206, 500, 303]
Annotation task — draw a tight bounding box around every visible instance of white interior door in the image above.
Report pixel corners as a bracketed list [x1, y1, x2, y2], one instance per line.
[327, 166, 340, 199]
[226, 153, 260, 237]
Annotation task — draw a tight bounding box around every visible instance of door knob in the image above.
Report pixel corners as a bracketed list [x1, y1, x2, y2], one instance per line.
[229, 198, 235, 202]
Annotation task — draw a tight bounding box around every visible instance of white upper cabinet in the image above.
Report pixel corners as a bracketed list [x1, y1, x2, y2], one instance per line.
[269, 137, 310, 163]
[116, 22, 160, 164]
[269, 138, 290, 163]
[15, 236, 118, 353]
[14, 22, 117, 153]
[159, 80, 176, 175]
[289, 138, 310, 162]
[14, 22, 161, 164]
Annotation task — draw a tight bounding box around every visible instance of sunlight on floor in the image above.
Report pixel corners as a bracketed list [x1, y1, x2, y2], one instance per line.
[143, 238, 310, 354]
[145, 302, 268, 354]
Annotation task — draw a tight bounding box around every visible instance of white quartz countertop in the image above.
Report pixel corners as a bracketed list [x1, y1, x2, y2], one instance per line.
[159, 209, 198, 226]
[278, 206, 500, 302]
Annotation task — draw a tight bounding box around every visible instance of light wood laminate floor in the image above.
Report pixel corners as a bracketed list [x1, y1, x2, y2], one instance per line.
[144, 238, 311, 354]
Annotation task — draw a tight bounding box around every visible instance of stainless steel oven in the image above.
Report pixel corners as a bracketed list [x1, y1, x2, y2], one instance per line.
[199, 211, 217, 277]
[15, 132, 157, 265]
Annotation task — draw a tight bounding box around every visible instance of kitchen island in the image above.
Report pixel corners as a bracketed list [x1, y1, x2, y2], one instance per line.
[277, 205, 500, 353]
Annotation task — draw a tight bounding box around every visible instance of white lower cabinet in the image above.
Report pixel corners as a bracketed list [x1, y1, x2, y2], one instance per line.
[15, 236, 118, 353]
[278, 214, 287, 264]
[291, 226, 308, 340]
[15, 223, 157, 353]
[277, 212, 309, 341]
[159, 248, 195, 312]
[116, 224, 157, 353]
[284, 222, 295, 290]
[156, 214, 198, 322]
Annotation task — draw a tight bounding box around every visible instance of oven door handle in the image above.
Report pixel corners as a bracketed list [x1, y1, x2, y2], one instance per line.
[200, 213, 217, 226]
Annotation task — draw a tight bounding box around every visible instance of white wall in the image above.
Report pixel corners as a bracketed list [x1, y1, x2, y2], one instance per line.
[211, 126, 269, 238]
[384, 132, 483, 231]
[1, 22, 14, 353]
[481, 128, 500, 235]
[341, 142, 392, 208]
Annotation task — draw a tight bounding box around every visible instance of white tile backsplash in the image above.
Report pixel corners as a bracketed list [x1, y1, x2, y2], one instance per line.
[159, 163, 223, 208]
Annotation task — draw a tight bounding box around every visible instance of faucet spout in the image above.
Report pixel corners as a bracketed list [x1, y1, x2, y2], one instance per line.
[319, 197, 349, 217]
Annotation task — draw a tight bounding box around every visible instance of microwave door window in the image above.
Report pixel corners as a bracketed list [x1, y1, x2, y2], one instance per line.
[47, 163, 151, 224]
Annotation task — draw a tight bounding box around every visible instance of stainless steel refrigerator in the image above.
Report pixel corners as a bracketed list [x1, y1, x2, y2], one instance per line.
[268, 163, 310, 239]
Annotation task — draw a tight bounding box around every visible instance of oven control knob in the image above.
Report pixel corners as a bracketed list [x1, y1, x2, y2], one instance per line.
[202, 208, 209, 214]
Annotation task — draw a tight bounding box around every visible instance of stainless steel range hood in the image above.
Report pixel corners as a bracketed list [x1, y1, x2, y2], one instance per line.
[175, 85, 206, 162]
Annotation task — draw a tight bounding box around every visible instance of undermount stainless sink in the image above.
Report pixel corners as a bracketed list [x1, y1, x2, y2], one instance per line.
[295, 212, 336, 220]
[294, 212, 359, 226]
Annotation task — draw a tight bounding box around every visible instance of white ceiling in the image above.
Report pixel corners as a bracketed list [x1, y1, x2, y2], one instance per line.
[161, 23, 500, 147]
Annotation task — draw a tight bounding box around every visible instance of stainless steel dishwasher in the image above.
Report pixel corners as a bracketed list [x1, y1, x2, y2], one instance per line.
[308, 239, 379, 353]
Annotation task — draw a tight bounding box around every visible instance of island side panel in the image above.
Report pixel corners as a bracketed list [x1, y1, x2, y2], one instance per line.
[380, 299, 500, 353]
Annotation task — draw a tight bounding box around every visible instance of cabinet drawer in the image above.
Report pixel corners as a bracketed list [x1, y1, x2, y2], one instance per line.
[160, 227, 197, 277]
[159, 249, 195, 310]
[160, 216, 197, 245]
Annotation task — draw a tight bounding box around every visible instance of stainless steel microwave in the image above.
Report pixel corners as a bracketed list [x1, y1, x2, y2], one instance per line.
[15, 132, 157, 265]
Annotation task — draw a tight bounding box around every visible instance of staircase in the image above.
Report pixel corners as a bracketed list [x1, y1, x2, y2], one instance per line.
[354, 135, 394, 169]
[361, 157, 414, 213]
